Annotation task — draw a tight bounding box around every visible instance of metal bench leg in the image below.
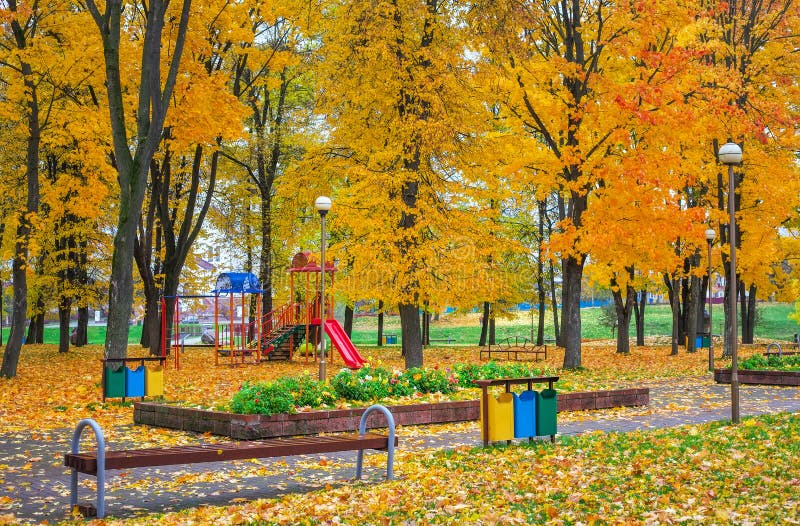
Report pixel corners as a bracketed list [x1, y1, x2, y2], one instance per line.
[69, 419, 107, 518]
[356, 404, 395, 480]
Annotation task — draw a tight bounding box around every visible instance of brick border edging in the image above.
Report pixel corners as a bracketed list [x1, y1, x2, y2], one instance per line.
[134, 387, 649, 440]
[714, 368, 800, 386]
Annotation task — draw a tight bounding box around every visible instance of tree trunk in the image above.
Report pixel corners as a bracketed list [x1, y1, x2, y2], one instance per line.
[722, 264, 735, 358]
[424, 310, 431, 345]
[685, 274, 700, 353]
[0, 45, 41, 380]
[536, 273, 546, 346]
[27, 313, 44, 344]
[258, 190, 273, 316]
[479, 301, 489, 346]
[489, 316, 496, 346]
[2, 256, 29, 377]
[561, 255, 583, 368]
[86, 0, 193, 361]
[26, 317, 36, 346]
[722, 286, 733, 357]
[75, 307, 89, 347]
[549, 260, 561, 346]
[633, 290, 646, 346]
[612, 285, 634, 354]
[740, 284, 756, 344]
[58, 301, 71, 353]
[536, 199, 547, 346]
[143, 295, 162, 356]
[377, 300, 384, 347]
[664, 274, 680, 355]
[344, 305, 354, 337]
[399, 303, 422, 368]
[420, 306, 430, 345]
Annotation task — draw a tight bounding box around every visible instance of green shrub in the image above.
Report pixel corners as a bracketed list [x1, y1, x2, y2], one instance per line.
[452, 361, 552, 387]
[386, 370, 415, 397]
[403, 367, 457, 394]
[452, 363, 482, 388]
[741, 354, 800, 371]
[330, 366, 393, 401]
[229, 381, 295, 416]
[290, 372, 338, 407]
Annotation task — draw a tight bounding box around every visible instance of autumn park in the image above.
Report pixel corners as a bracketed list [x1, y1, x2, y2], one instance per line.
[3, 0, 800, 524]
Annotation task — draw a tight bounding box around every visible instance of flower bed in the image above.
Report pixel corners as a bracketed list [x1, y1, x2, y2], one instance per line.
[714, 355, 800, 386]
[227, 363, 548, 416]
[741, 353, 800, 371]
[714, 368, 800, 386]
[134, 387, 649, 440]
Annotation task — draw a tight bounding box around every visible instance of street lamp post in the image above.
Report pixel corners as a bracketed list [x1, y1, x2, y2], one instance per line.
[314, 196, 332, 382]
[718, 141, 742, 424]
[705, 228, 716, 372]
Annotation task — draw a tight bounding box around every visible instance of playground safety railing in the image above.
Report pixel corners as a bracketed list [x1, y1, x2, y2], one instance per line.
[262, 302, 299, 340]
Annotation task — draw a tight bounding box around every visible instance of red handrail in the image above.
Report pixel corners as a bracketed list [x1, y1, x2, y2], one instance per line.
[261, 302, 299, 342]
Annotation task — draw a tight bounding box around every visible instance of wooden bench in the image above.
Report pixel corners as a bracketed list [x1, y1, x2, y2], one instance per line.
[480, 346, 547, 361]
[427, 337, 455, 344]
[480, 337, 547, 361]
[66, 404, 397, 518]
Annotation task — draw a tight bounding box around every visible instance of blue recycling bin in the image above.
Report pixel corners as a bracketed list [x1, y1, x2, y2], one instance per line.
[124, 365, 146, 397]
[513, 390, 537, 438]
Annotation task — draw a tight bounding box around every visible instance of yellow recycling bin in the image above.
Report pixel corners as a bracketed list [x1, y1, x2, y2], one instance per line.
[480, 391, 515, 442]
[145, 365, 165, 397]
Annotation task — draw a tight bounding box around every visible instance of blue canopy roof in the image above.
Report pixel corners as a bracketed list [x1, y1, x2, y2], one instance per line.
[213, 272, 262, 294]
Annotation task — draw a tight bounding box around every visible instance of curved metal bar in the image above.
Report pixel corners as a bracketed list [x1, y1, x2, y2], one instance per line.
[356, 404, 395, 480]
[767, 342, 783, 358]
[69, 418, 106, 518]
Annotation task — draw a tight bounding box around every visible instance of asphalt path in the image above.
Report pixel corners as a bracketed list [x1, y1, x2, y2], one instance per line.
[1, 380, 799, 524]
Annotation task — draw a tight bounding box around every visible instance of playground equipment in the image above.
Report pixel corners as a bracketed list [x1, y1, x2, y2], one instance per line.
[160, 257, 365, 369]
[161, 272, 264, 367]
[282, 251, 365, 368]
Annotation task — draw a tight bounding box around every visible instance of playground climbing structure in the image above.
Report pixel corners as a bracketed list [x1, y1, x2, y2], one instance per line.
[160, 253, 365, 369]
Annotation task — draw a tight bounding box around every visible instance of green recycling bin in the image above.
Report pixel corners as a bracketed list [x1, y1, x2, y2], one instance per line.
[104, 364, 126, 398]
[535, 389, 557, 436]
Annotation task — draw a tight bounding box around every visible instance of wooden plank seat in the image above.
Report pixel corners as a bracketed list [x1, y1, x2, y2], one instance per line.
[480, 346, 547, 361]
[480, 336, 548, 361]
[66, 404, 397, 519]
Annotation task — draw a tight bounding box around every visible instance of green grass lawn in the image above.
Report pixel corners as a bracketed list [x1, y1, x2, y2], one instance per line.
[36, 324, 144, 345]
[29, 302, 798, 346]
[349, 302, 800, 346]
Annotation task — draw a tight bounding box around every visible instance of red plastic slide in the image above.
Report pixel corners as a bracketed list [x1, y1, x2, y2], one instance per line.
[324, 319, 366, 369]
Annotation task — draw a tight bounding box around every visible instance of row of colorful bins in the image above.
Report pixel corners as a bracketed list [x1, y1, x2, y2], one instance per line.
[104, 365, 164, 398]
[481, 389, 557, 442]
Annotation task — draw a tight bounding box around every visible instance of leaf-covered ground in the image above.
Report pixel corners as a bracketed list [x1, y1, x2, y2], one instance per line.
[0, 341, 749, 435]
[1, 341, 794, 524]
[44, 413, 800, 525]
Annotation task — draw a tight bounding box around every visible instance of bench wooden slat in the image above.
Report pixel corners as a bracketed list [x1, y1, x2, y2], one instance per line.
[480, 346, 547, 361]
[64, 433, 395, 475]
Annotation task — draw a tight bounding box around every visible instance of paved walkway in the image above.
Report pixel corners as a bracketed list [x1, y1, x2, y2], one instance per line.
[2, 380, 799, 524]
